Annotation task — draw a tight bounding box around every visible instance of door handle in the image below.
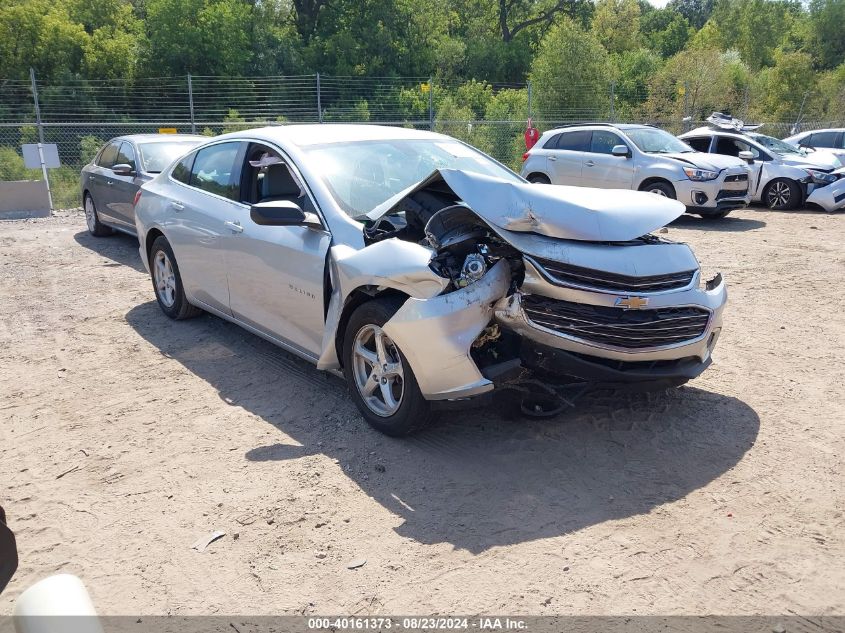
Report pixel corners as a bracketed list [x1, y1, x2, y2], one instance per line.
[224, 220, 244, 234]
[548, 156, 557, 161]
[170, 201, 185, 212]
[585, 160, 595, 167]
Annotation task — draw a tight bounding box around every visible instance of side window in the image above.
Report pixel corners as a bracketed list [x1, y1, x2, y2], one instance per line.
[171, 152, 195, 184]
[685, 137, 711, 153]
[242, 143, 315, 213]
[115, 142, 136, 170]
[808, 131, 837, 148]
[589, 130, 624, 154]
[556, 130, 591, 152]
[715, 137, 762, 160]
[190, 142, 242, 200]
[543, 134, 561, 149]
[97, 141, 120, 168]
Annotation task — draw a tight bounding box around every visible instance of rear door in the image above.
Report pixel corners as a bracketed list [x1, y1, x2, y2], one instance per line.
[580, 130, 635, 189]
[546, 130, 590, 185]
[164, 141, 245, 314]
[87, 141, 120, 221]
[109, 142, 141, 228]
[224, 142, 331, 358]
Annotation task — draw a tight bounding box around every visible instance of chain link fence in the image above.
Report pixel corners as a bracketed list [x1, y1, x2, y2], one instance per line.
[2, 73, 843, 209]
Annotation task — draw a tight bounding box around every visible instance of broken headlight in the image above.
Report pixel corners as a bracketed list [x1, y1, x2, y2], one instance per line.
[805, 169, 838, 186]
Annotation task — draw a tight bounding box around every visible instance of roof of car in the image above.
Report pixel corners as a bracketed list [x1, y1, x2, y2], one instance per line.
[113, 133, 208, 143]
[545, 122, 656, 134]
[787, 128, 844, 137]
[682, 126, 750, 137]
[214, 124, 452, 147]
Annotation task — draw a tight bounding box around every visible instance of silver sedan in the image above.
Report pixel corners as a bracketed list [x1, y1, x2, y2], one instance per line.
[134, 125, 726, 435]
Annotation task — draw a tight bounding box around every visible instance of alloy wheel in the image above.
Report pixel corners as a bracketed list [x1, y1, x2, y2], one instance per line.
[153, 250, 177, 308]
[351, 324, 405, 417]
[84, 197, 96, 232]
[649, 187, 668, 197]
[768, 181, 791, 208]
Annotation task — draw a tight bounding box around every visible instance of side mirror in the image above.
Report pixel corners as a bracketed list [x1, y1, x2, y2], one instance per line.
[611, 144, 631, 158]
[250, 200, 322, 229]
[738, 150, 754, 163]
[112, 163, 135, 176]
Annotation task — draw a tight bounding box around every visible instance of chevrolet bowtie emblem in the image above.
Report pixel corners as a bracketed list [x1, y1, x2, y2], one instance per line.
[615, 296, 649, 309]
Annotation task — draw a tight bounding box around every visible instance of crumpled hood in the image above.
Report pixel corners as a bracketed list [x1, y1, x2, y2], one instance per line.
[661, 152, 747, 171]
[367, 169, 685, 242]
[780, 150, 841, 170]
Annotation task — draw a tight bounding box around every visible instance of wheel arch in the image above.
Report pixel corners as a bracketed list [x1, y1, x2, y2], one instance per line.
[638, 177, 677, 198]
[334, 286, 410, 369]
[145, 227, 166, 261]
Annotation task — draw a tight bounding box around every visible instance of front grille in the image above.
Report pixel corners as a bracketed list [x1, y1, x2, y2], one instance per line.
[522, 295, 710, 349]
[531, 257, 695, 292]
[716, 187, 748, 199]
[724, 173, 748, 182]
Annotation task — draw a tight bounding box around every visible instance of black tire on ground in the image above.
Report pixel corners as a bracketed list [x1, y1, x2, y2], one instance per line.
[84, 193, 114, 237]
[640, 180, 676, 199]
[148, 236, 203, 320]
[342, 297, 433, 437]
[528, 173, 551, 184]
[763, 178, 801, 210]
[697, 209, 731, 219]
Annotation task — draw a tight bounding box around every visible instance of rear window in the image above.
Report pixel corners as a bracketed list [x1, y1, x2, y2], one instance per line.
[139, 141, 202, 173]
[171, 152, 195, 184]
[556, 130, 591, 152]
[808, 131, 838, 148]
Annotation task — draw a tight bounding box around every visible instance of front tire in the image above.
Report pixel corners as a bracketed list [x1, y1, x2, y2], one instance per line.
[641, 180, 676, 199]
[763, 178, 800, 210]
[342, 297, 432, 436]
[528, 173, 551, 184]
[84, 194, 114, 237]
[149, 236, 202, 320]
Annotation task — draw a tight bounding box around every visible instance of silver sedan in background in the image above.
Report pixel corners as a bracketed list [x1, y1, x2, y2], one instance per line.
[134, 125, 726, 436]
[80, 134, 206, 236]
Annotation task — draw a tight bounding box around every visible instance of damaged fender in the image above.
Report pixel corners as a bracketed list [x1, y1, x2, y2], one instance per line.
[317, 239, 450, 370]
[381, 259, 511, 400]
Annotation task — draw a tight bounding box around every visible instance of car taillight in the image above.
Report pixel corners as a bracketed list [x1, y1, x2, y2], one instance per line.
[133, 190, 142, 207]
[522, 152, 531, 161]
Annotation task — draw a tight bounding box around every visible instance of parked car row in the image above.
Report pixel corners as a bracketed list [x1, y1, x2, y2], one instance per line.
[520, 119, 845, 217]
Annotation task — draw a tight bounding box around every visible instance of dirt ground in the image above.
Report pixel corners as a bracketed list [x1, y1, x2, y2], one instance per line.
[1, 206, 843, 616]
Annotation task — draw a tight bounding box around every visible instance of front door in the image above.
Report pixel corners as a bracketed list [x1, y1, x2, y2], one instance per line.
[225, 143, 331, 358]
[580, 130, 635, 189]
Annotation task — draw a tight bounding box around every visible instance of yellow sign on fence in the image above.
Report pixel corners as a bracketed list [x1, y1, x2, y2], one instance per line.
[158, 127, 178, 134]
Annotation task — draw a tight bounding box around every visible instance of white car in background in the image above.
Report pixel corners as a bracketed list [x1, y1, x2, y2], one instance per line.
[680, 126, 845, 211]
[783, 128, 845, 160]
[520, 123, 751, 219]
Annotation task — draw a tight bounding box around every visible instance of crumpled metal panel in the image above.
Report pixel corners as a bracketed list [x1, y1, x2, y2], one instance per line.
[317, 239, 450, 370]
[806, 178, 845, 212]
[382, 260, 511, 400]
[367, 168, 685, 242]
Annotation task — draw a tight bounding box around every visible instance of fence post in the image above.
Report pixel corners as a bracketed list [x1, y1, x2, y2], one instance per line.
[187, 74, 196, 134]
[316, 73, 322, 123]
[527, 80, 532, 120]
[428, 76, 434, 131]
[609, 80, 616, 122]
[29, 67, 53, 211]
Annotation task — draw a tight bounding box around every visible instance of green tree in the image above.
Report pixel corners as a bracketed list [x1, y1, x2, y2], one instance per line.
[666, 0, 714, 29]
[530, 17, 611, 121]
[806, 0, 845, 70]
[641, 7, 690, 58]
[752, 49, 817, 121]
[592, 0, 642, 54]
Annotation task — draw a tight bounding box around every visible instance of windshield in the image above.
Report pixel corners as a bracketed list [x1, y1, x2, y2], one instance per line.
[747, 133, 801, 156]
[139, 141, 202, 173]
[302, 138, 523, 218]
[626, 128, 694, 154]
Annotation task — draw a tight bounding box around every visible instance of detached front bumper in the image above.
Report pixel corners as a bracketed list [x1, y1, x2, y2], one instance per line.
[674, 171, 751, 214]
[806, 179, 845, 212]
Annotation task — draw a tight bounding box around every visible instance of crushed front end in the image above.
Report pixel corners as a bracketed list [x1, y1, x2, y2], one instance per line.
[348, 169, 727, 408]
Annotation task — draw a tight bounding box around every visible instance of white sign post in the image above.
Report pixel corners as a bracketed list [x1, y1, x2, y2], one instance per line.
[29, 68, 54, 211]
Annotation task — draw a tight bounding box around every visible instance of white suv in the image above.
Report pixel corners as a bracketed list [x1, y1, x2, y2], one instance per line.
[521, 123, 752, 219]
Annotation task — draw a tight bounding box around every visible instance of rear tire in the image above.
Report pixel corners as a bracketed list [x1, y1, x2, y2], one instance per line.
[342, 297, 432, 436]
[528, 173, 551, 184]
[84, 194, 114, 237]
[149, 236, 202, 320]
[763, 178, 800, 210]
